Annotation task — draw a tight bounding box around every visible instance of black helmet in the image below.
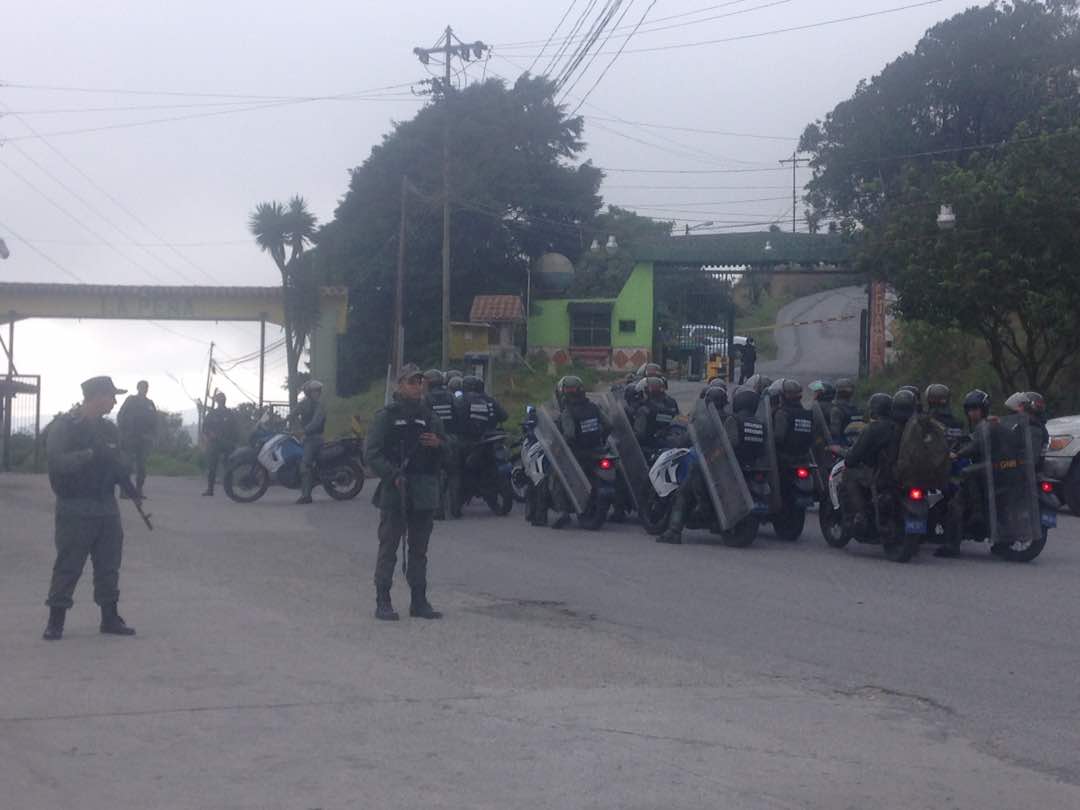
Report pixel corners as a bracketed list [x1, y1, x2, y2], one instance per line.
[1025, 392, 1046, 416]
[925, 383, 950, 409]
[808, 379, 836, 402]
[962, 389, 991, 417]
[423, 369, 445, 387]
[448, 376, 463, 393]
[899, 385, 922, 410]
[835, 378, 855, 399]
[780, 378, 803, 403]
[558, 375, 585, 400]
[462, 375, 483, 393]
[704, 384, 729, 411]
[732, 387, 760, 415]
[892, 389, 917, 423]
[868, 392, 892, 419]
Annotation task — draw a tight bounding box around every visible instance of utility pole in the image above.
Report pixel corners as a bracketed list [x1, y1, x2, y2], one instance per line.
[778, 152, 810, 234]
[199, 342, 214, 437]
[413, 27, 490, 369]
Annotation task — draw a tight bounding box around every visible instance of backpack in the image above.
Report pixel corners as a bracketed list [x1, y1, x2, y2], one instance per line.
[896, 414, 951, 489]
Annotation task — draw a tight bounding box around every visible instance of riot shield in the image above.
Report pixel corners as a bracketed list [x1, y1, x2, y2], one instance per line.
[810, 402, 834, 492]
[756, 396, 783, 512]
[996, 415, 1043, 544]
[977, 424, 999, 543]
[535, 406, 592, 514]
[598, 393, 652, 513]
[688, 400, 754, 531]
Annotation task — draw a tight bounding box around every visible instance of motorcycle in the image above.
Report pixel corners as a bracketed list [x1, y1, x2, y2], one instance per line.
[766, 459, 818, 542]
[819, 459, 926, 563]
[449, 431, 514, 517]
[576, 450, 620, 530]
[641, 448, 770, 547]
[223, 414, 365, 503]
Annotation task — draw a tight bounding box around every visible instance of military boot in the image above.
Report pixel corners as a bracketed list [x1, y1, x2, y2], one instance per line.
[550, 512, 571, 530]
[43, 607, 66, 641]
[99, 603, 136, 636]
[409, 587, 443, 620]
[657, 489, 687, 544]
[375, 589, 399, 621]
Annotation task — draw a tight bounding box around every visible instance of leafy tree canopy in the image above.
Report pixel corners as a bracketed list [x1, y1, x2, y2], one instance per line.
[314, 75, 605, 390]
[568, 206, 674, 297]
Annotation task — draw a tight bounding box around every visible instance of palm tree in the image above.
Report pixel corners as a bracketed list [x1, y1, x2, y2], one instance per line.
[249, 195, 318, 410]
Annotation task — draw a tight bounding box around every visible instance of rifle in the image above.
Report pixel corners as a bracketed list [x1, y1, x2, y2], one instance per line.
[397, 439, 411, 575]
[98, 438, 155, 531]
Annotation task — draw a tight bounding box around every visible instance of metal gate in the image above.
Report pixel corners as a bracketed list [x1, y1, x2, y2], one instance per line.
[1, 374, 42, 471]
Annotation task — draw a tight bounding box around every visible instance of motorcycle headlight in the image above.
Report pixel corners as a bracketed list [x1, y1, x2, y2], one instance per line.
[1048, 435, 1073, 452]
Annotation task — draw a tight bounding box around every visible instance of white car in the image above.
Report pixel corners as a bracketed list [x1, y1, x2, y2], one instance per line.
[1043, 415, 1080, 511]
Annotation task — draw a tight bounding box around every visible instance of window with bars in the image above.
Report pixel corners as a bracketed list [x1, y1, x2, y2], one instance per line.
[570, 312, 611, 347]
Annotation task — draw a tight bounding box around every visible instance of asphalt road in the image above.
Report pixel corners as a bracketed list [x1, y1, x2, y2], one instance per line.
[760, 285, 866, 383]
[2, 474, 1078, 809]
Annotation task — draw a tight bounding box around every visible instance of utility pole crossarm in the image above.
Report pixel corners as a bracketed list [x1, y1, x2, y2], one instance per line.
[779, 152, 811, 234]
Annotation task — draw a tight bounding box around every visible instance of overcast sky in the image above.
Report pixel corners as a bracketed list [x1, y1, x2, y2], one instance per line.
[1, 0, 982, 420]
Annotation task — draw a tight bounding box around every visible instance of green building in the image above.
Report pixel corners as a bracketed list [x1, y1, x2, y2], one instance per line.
[526, 232, 851, 372]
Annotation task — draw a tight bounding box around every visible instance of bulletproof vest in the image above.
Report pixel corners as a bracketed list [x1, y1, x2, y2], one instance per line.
[47, 414, 122, 501]
[643, 397, 678, 443]
[835, 401, 861, 429]
[567, 399, 605, 451]
[779, 405, 815, 455]
[461, 392, 495, 437]
[383, 403, 442, 475]
[931, 408, 966, 447]
[730, 414, 767, 466]
[425, 389, 456, 430]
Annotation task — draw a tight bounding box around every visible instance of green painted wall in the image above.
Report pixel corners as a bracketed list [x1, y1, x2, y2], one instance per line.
[528, 263, 654, 348]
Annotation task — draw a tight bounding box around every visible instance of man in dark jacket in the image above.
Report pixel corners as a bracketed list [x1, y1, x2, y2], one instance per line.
[201, 391, 235, 496]
[739, 338, 757, 384]
[842, 392, 896, 535]
[550, 375, 611, 529]
[365, 364, 450, 621]
[43, 376, 140, 641]
[290, 380, 327, 504]
[116, 380, 157, 498]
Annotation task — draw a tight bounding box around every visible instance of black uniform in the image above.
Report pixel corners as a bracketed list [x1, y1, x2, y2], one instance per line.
[202, 403, 236, 494]
[773, 401, 815, 463]
[456, 391, 508, 440]
[843, 418, 897, 523]
[633, 395, 680, 453]
[45, 411, 134, 611]
[831, 400, 863, 444]
[291, 395, 326, 500]
[116, 394, 157, 496]
[725, 410, 768, 467]
[739, 343, 757, 383]
[425, 386, 457, 434]
[930, 407, 967, 450]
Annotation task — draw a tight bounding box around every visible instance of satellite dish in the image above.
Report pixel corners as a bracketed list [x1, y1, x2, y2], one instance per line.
[534, 252, 574, 291]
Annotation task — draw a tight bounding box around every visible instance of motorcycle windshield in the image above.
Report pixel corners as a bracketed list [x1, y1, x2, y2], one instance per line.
[534, 406, 592, 514]
[598, 392, 653, 513]
[688, 399, 754, 531]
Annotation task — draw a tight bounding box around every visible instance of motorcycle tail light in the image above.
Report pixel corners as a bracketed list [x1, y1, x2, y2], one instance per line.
[1040, 481, 1054, 494]
[796, 467, 810, 480]
[908, 488, 925, 501]
[599, 458, 614, 471]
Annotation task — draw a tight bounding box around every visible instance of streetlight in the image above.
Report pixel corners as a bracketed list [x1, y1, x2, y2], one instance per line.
[605, 235, 619, 255]
[937, 205, 956, 230]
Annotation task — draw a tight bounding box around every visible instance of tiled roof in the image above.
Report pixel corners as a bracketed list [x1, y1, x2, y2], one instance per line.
[470, 295, 525, 323]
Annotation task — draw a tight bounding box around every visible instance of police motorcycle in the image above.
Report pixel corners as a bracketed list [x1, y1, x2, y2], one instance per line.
[819, 391, 942, 563]
[758, 380, 818, 542]
[943, 398, 1056, 562]
[532, 400, 619, 531]
[641, 395, 765, 547]
[451, 429, 514, 516]
[597, 390, 665, 526]
[224, 409, 365, 503]
[510, 405, 540, 504]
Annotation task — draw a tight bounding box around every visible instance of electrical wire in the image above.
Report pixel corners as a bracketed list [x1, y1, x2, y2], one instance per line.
[586, 115, 795, 142]
[560, 0, 638, 103]
[0, 79, 421, 101]
[528, 0, 582, 74]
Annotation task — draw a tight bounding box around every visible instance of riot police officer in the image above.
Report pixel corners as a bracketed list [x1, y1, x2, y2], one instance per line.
[201, 391, 236, 496]
[772, 379, 814, 464]
[808, 379, 837, 435]
[365, 364, 449, 621]
[290, 380, 326, 504]
[550, 375, 610, 529]
[456, 375, 508, 439]
[842, 392, 895, 535]
[423, 369, 456, 520]
[831, 378, 863, 444]
[633, 376, 680, 455]
[926, 384, 965, 449]
[43, 376, 140, 641]
[702, 381, 729, 418]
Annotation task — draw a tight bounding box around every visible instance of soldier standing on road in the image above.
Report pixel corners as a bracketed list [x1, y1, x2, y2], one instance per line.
[43, 376, 140, 641]
[291, 380, 326, 504]
[365, 364, 449, 621]
[201, 391, 236, 496]
[116, 380, 157, 499]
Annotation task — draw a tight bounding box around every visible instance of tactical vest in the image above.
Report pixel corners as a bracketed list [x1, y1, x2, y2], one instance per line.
[730, 414, 767, 466]
[426, 389, 456, 431]
[567, 399, 605, 451]
[47, 414, 121, 501]
[780, 406, 815, 455]
[643, 398, 678, 443]
[384, 404, 442, 474]
[460, 392, 494, 437]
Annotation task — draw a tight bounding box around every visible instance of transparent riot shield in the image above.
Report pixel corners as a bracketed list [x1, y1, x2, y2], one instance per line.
[810, 402, 835, 492]
[535, 406, 592, 514]
[996, 414, 1043, 544]
[756, 396, 783, 512]
[977, 424, 999, 543]
[598, 392, 652, 513]
[688, 400, 754, 531]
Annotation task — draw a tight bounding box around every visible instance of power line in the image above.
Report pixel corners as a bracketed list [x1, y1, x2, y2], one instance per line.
[569, 0, 658, 115]
[560, 0, 638, 102]
[598, 164, 794, 174]
[506, 1, 946, 57]
[0, 217, 86, 282]
[545, 0, 602, 78]
[528, 0, 581, 74]
[586, 115, 795, 142]
[554, 1, 626, 92]
[0, 79, 421, 101]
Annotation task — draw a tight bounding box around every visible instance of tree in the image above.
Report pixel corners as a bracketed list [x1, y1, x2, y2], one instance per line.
[865, 128, 1080, 393]
[313, 75, 603, 391]
[569, 206, 674, 297]
[799, 0, 1080, 232]
[249, 196, 319, 410]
